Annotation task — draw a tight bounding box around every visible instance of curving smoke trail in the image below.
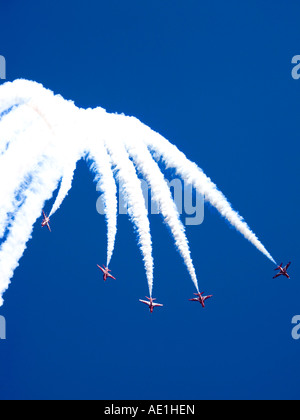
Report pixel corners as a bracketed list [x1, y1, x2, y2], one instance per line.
[87, 114, 118, 267]
[143, 127, 276, 265]
[48, 158, 78, 218]
[0, 79, 276, 306]
[0, 146, 62, 307]
[100, 116, 154, 296]
[0, 105, 52, 238]
[121, 116, 200, 293]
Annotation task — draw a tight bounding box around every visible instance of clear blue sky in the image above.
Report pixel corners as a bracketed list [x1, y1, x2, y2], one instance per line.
[0, 0, 299, 400]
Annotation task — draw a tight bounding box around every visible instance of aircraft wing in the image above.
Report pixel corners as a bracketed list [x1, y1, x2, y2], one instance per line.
[139, 300, 150, 306]
[108, 273, 116, 280]
[273, 273, 281, 279]
[153, 303, 163, 307]
[97, 265, 105, 273]
[286, 262, 291, 270]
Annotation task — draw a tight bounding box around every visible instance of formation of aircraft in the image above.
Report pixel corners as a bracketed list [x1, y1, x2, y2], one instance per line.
[273, 262, 292, 279]
[139, 296, 163, 313]
[189, 292, 213, 308]
[40, 211, 293, 313]
[41, 211, 51, 232]
[97, 264, 116, 281]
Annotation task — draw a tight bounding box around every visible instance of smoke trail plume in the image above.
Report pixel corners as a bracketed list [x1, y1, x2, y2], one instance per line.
[142, 127, 276, 265]
[88, 123, 118, 267]
[0, 149, 62, 306]
[122, 116, 200, 292]
[0, 79, 276, 306]
[96, 110, 154, 295]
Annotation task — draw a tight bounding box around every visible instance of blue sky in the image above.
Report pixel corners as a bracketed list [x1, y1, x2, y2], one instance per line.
[0, 0, 299, 400]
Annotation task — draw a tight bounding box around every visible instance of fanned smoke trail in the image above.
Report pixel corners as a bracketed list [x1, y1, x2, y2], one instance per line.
[143, 128, 276, 265]
[48, 107, 87, 218]
[0, 105, 53, 238]
[96, 110, 154, 296]
[122, 115, 200, 293]
[0, 148, 62, 306]
[48, 158, 78, 218]
[87, 115, 118, 267]
[0, 79, 276, 306]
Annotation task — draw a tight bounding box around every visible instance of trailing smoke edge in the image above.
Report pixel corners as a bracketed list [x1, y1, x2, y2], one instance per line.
[0, 79, 275, 306]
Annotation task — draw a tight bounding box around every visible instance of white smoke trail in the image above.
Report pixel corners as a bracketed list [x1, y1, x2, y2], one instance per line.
[48, 107, 86, 218]
[48, 157, 78, 218]
[87, 117, 118, 267]
[0, 79, 276, 306]
[96, 110, 154, 296]
[0, 154, 62, 306]
[122, 116, 200, 292]
[0, 80, 83, 305]
[141, 126, 276, 265]
[0, 104, 55, 238]
[0, 105, 30, 156]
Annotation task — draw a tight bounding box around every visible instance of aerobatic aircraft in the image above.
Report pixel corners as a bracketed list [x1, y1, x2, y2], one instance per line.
[139, 296, 163, 313]
[189, 292, 213, 308]
[41, 211, 51, 232]
[97, 264, 116, 281]
[273, 262, 291, 279]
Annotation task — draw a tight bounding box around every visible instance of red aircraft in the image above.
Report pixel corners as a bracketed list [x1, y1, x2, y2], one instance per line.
[273, 262, 291, 279]
[41, 211, 51, 232]
[97, 264, 116, 281]
[139, 296, 163, 313]
[189, 292, 213, 308]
